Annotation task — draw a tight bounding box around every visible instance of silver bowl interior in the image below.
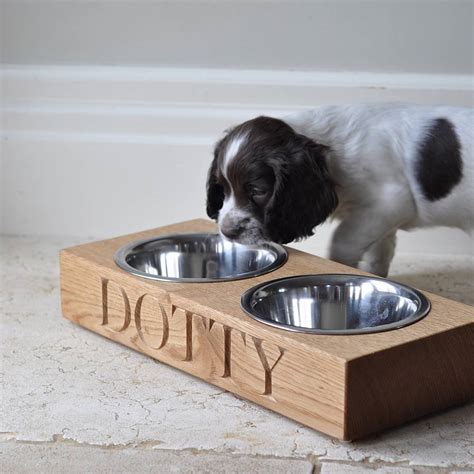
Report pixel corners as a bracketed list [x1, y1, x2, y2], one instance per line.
[114, 233, 287, 282]
[241, 274, 430, 334]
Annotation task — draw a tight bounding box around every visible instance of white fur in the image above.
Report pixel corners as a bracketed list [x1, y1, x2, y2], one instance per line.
[218, 193, 237, 226]
[218, 132, 255, 236]
[222, 132, 248, 180]
[283, 103, 473, 275]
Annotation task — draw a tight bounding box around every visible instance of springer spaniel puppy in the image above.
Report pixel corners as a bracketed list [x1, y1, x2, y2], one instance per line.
[206, 103, 473, 277]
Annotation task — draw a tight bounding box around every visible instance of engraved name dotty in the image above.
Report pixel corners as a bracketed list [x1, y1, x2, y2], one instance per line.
[100, 277, 286, 395]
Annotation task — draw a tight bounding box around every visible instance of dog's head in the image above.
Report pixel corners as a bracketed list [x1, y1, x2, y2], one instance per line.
[206, 116, 338, 244]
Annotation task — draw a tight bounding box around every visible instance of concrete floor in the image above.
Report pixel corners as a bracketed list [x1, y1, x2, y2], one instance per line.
[1, 235, 473, 473]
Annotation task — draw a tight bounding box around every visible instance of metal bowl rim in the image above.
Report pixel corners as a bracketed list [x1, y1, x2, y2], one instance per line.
[240, 273, 431, 335]
[113, 232, 288, 283]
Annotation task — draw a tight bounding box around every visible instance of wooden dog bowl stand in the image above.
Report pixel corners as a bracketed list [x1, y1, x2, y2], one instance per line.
[60, 219, 474, 440]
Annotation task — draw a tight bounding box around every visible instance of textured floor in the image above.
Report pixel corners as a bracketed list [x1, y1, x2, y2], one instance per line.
[1, 235, 473, 473]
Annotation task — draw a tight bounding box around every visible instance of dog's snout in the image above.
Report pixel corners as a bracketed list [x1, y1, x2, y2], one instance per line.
[220, 217, 250, 240]
[221, 226, 242, 240]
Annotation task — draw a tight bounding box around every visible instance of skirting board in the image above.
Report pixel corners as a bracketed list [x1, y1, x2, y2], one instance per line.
[3, 66, 473, 148]
[60, 219, 474, 441]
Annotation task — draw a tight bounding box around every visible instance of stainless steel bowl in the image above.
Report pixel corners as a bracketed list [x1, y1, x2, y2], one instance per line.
[241, 274, 430, 335]
[114, 233, 287, 282]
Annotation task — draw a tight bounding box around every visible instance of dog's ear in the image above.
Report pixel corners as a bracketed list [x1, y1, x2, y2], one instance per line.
[206, 138, 225, 220]
[264, 136, 338, 243]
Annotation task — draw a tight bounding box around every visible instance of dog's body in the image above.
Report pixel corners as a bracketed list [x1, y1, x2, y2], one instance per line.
[206, 103, 473, 276]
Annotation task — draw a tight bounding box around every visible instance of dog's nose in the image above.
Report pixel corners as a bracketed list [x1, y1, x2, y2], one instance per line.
[221, 225, 243, 240]
[220, 218, 250, 240]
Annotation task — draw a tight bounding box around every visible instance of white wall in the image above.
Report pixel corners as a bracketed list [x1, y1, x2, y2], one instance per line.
[1, 1, 473, 258]
[2, 0, 473, 74]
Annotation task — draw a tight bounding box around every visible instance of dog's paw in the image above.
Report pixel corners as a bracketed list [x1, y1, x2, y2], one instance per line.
[358, 260, 389, 278]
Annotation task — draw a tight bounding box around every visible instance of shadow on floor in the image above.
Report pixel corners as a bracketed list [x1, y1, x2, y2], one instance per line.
[390, 269, 474, 306]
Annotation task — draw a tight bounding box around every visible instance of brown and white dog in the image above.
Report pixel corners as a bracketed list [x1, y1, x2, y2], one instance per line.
[206, 103, 473, 276]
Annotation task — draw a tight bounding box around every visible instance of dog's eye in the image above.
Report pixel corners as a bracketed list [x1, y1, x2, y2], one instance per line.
[249, 188, 269, 205]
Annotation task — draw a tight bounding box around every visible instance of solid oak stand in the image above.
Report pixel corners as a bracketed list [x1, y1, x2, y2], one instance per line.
[60, 219, 474, 440]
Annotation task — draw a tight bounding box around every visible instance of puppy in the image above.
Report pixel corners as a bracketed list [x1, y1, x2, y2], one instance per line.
[206, 103, 473, 277]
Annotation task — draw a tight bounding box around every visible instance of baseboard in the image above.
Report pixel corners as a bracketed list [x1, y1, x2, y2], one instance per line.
[2, 65, 473, 145]
[1, 65, 473, 254]
[4, 64, 473, 88]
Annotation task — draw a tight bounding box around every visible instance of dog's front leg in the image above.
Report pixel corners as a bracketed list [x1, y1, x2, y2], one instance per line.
[329, 210, 402, 276]
[359, 232, 397, 277]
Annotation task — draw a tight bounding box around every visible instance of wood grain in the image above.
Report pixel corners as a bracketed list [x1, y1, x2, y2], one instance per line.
[60, 218, 474, 440]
